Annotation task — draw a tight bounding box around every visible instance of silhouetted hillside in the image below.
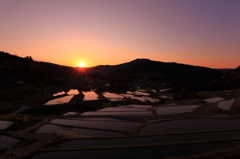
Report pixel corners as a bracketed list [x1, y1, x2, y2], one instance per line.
[87, 58, 222, 81]
[207, 66, 240, 90]
[215, 68, 234, 73]
[0, 51, 31, 80]
[0, 51, 83, 84]
[1, 52, 227, 92]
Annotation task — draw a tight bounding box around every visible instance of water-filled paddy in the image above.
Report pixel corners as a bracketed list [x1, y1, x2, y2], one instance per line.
[205, 114, 235, 118]
[156, 105, 199, 115]
[118, 105, 152, 109]
[140, 118, 240, 135]
[122, 93, 133, 98]
[123, 94, 158, 103]
[81, 111, 153, 116]
[131, 97, 148, 102]
[121, 94, 148, 102]
[144, 97, 159, 102]
[58, 130, 240, 148]
[102, 92, 124, 99]
[109, 98, 125, 102]
[44, 95, 73, 105]
[83, 91, 99, 101]
[35, 124, 125, 138]
[160, 95, 171, 99]
[160, 89, 171, 92]
[62, 112, 79, 116]
[34, 141, 240, 159]
[51, 119, 141, 131]
[0, 135, 20, 149]
[204, 97, 224, 103]
[134, 91, 150, 96]
[67, 89, 79, 95]
[218, 99, 234, 110]
[11, 106, 29, 114]
[53, 91, 65, 96]
[97, 107, 148, 112]
[70, 118, 127, 122]
[0, 121, 13, 130]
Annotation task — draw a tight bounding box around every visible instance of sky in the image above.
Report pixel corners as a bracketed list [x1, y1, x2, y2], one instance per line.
[0, 0, 239, 68]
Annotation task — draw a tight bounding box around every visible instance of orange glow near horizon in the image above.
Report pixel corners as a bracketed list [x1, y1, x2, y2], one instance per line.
[0, 1, 239, 69]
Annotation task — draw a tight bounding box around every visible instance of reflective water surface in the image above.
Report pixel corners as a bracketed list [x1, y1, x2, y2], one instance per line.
[67, 89, 79, 95]
[140, 118, 240, 135]
[156, 105, 199, 115]
[97, 107, 148, 112]
[81, 111, 153, 116]
[102, 92, 124, 99]
[58, 130, 240, 148]
[118, 105, 152, 109]
[83, 91, 99, 101]
[70, 118, 126, 122]
[53, 91, 66, 96]
[0, 135, 20, 149]
[44, 95, 73, 105]
[218, 99, 234, 110]
[34, 141, 240, 159]
[50, 119, 141, 131]
[35, 124, 125, 138]
[0, 121, 13, 130]
[62, 112, 79, 116]
[204, 97, 224, 103]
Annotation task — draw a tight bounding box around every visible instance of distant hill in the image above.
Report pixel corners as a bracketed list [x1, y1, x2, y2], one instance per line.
[0, 52, 225, 90]
[87, 58, 222, 81]
[215, 69, 234, 73]
[0, 51, 80, 84]
[207, 66, 240, 90]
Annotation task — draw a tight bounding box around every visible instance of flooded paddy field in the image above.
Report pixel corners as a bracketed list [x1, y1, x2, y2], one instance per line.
[83, 91, 99, 101]
[204, 97, 224, 103]
[0, 135, 20, 149]
[34, 141, 240, 159]
[35, 124, 125, 138]
[1, 90, 240, 159]
[140, 118, 240, 135]
[57, 130, 240, 148]
[217, 99, 235, 110]
[45, 95, 74, 105]
[43, 89, 163, 105]
[0, 121, 13, 130]
[156, 105, 198, 115]
[50, 118, 141, 132]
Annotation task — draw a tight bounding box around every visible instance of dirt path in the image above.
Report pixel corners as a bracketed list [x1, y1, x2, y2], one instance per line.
[12, 133, 58, 158]
[3, 119, 59, 159]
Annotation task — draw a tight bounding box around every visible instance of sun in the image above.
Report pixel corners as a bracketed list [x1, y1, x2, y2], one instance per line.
[78, 62, 86, 68]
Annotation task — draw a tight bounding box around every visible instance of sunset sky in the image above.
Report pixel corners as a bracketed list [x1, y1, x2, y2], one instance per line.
[0, 0, 239, 68]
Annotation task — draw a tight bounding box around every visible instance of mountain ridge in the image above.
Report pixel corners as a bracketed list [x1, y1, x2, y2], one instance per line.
[1, 51, 240, 91]
[87, 58, 222, 81]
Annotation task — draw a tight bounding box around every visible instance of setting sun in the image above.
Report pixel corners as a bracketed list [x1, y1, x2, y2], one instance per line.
[78, 62, 86, 68]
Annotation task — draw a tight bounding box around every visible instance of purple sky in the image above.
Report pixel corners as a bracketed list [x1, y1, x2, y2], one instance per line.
[0, 0, 239, 68]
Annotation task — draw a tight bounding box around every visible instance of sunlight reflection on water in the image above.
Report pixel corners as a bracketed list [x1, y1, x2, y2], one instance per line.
[44, 95, 73, 105]
[83, 91, 98, 101]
